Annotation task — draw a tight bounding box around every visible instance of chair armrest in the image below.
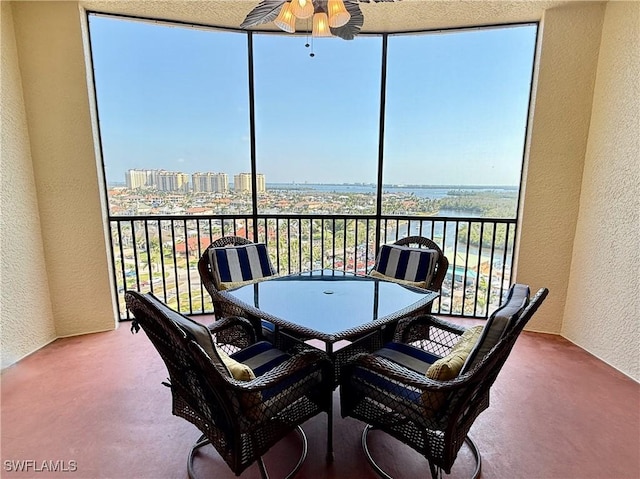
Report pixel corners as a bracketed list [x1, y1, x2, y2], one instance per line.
[394, 314, 467, 345]
[228, 348, 332, 431]
[232, 348, 332, 391]
[208, 316, 257, 349]
[208, 315, 256, 338]
[342, 352, 488, 434]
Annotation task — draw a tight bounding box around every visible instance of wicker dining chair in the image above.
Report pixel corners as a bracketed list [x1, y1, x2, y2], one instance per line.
[369, 236, 449, 316]
[340, 284, 548, 479]
[198, 235, 278, 342]
[370, 236, 447, 291]
[126, 291, 333, 479]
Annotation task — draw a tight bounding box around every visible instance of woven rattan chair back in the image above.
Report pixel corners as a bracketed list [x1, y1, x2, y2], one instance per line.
[198, 235, 253, 290]
[392, 236, 449, 293]
[197, 236, 260, 323]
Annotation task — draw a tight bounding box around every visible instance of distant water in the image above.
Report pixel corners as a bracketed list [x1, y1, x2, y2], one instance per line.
[266, 183, 516, 200]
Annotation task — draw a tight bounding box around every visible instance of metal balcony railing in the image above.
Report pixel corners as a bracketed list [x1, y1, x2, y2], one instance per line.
[109, 214, 516, 321]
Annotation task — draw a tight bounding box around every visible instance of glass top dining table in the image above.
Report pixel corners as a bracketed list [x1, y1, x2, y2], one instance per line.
[219, 269, 439, 352]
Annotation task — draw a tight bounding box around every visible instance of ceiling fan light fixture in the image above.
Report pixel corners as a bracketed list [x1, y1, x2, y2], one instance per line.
[312, 11, 332, 37]
[290, 0, 314, 19]
[274, 2, 296, 33]
[327, 0, 351, 28]
[241, 0, 401, 44]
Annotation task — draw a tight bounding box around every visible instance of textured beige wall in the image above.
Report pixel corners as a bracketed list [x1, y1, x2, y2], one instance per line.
[10, 1, 116, 340]
[562, 1, 640, 381]
[1, 2, 57, 368]
[515, 2, 605, 333]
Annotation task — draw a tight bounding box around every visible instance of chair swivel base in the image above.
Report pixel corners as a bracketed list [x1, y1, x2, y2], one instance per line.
[361, 425, 482, 479]
[188, 425, 308, 479]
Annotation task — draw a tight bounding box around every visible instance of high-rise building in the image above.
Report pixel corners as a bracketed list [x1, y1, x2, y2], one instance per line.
[176, 172, 190, 192]
[212, 173, 229, 193]
[234, 173, 252, 193]
[192, 172, 228, 193]
[256, 173, 266, 193]
[157, 171, 189, 192]
[126, 169, 151, 189]
[126, 169, 257, 194]
[125, 168, 167, 190]
[192, 172, 208, 193]
[234, 173, 266, 193]
[146, 169, 160, 187]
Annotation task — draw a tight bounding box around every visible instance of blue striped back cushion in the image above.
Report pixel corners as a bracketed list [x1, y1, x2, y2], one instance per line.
[461, 284, 529, 373]
[374, 244, 439, 283]
[210, 243, 275, 284]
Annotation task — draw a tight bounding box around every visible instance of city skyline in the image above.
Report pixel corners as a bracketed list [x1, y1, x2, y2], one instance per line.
[123, 168, 266, 193]
[117, 168, 519, 189]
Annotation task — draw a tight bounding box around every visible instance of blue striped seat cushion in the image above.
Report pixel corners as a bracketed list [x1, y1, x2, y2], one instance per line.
[353, 342, 454, 417]
[230, 341, 301, 401]
[373, 244, 439, 284]
[231, 341, 290, 377]
[209, 243, 275, 287]
[375, 342, 441, 373]
[352, 343, 443, 416]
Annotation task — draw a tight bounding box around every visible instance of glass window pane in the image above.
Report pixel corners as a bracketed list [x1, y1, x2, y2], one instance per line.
[89, 16, 251, 215]
[253, 35, 382, 215]
[383, 25, 537, 218]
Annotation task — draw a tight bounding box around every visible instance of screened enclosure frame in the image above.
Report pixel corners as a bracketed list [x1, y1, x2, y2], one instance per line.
[85, 11, 539, 320]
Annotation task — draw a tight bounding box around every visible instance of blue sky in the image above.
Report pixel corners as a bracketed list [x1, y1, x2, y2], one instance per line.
[89, 15, 537, 186]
